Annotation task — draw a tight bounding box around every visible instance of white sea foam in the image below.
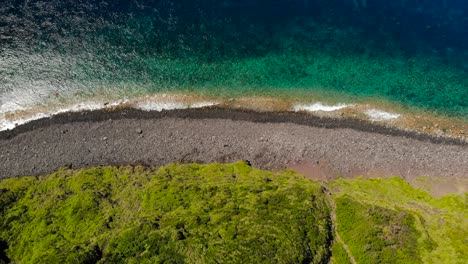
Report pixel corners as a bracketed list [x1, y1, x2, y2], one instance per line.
[365, 109, 400, 121]
[190, 102, 219, 108]
[293, 102, 351, 112]
[0, 100, 128, 132]
[0, 100, 27, 113]
[0, 112, 50, 131]
[0, 99, 219, 131]
[133, 102, 189, 112]
[133, 101, 219, 112]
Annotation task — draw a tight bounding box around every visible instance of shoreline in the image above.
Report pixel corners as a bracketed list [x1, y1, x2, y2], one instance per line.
[1, 107, 466, 146]
[2, 92, 467, 141]
[1, 107, 467, 181]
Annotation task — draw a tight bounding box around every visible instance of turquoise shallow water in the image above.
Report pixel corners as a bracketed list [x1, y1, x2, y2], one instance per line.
[0, 1, 467, 118]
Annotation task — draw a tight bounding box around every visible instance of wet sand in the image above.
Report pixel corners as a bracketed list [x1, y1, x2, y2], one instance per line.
[0, 108, 467, 179]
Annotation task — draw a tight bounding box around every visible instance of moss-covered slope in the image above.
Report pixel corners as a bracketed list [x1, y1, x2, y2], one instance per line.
[330, 177, 468, 264]
[0, 162, 331, 263]
[0, 162, 466, 263]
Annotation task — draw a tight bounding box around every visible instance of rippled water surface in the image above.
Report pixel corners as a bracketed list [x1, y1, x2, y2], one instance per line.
[1, 1, 467, 125]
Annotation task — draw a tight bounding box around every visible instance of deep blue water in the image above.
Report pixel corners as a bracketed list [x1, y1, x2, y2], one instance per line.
[0, 0, 467, 117]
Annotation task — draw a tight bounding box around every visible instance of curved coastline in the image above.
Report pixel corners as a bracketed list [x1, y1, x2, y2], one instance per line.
[0, 107, 467, 180]
[1, 107, 466, 145]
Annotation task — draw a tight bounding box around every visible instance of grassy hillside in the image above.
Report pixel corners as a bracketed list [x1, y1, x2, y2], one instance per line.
[0, 162, 466, 263]
[0, 162, 331, 263]
[330, 177, 468, 264]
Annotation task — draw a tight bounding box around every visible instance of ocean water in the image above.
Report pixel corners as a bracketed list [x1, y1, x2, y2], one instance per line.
[1, 0, 467, 129]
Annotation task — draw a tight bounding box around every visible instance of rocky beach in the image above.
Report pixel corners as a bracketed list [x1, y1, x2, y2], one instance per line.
[1, 108, 466, 181]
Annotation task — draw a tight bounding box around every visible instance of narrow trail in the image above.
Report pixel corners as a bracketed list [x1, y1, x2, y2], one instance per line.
[322, 186, 357, 264]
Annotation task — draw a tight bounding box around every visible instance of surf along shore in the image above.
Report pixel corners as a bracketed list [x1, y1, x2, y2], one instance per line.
[1, 107, 467, 188]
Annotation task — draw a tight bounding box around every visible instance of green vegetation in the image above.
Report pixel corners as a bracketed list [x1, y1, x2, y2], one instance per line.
[330, 241, 351, 264]
[335, 196, 422, 263]
[0, 163, 466, 263]
[0, 162, 331, 263]
[330, 177, 468, 264]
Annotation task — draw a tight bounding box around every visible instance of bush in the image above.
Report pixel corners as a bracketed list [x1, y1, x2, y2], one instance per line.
[335, 196, 422, 264]
[0, 162, 331, 263]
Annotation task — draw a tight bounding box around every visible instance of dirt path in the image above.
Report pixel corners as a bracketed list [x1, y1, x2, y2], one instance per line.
[322, 186, 357, 264]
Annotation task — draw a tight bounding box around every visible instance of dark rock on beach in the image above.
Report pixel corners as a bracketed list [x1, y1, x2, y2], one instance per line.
[0, 108, 466, 180]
